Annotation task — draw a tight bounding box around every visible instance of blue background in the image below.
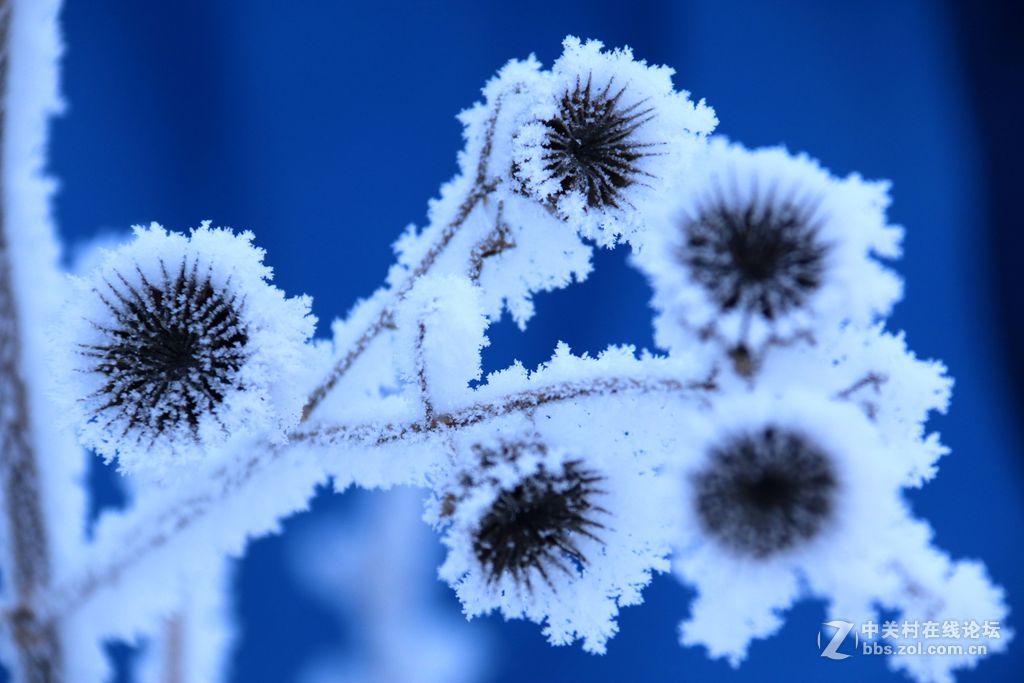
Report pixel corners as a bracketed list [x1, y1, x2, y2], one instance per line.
[32, 0, 1024, 681]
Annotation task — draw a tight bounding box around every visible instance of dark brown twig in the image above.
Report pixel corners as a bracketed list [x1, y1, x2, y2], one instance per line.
[161, 615, 184, 683]
[834, 372, 888, 401]
[468, 200, 515, 282]
[415, 321, 436, 423]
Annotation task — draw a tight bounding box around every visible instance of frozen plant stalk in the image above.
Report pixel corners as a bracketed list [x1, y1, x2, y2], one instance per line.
[0, 9, 1011, 683]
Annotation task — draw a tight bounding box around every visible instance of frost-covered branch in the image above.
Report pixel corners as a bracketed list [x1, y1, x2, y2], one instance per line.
[0, 27, 1011, 683]
[0, 2, 68, 680]
[301, 101, 505, 421]
[130, 559, 234, 683]
[467, 200, 515, 282]
[300, 372, 714, 446]
[34, 364, 707, 627]
[0, 24, 62, 683]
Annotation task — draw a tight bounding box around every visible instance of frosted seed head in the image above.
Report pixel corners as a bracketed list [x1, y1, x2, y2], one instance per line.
[512, 37, 716, 245]
[681, 185, 828, 323]
[634, 138, 903, 363]
[693, 426, 837, 558]
[82, 260, 249, 439]
[60, 223, 316, 478]
[431, 429, 672, 654]
[537, 74, 656, 211]
[450, 441, 608, 590]
[473, 457, 606, 588]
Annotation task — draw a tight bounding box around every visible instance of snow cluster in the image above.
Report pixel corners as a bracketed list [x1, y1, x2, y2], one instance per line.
[2, 25, 1010, 683]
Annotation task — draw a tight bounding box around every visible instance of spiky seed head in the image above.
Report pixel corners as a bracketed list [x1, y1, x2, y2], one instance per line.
[463, 441, 608, 589]
[692, 426, 837, 557]
[680, 183, 828, 321]
[80, 259, 248, 444]
[539, 74, 656, 210]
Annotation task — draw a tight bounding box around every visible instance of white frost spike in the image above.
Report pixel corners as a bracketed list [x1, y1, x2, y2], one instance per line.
[473, 194, 595, 329]
[429, 435, 673, 654]
[513, 36, 716, 246]
[879, 542, 1011, 683]
[818, 326, 952, 487]
[634, 137, 903, 365]
[57, 222, 316, 479]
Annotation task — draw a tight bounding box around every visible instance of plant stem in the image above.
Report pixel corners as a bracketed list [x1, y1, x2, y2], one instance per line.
[299, 374, 716, 447]
[0, 1, 62, 679]
[300, 101, 504, 421]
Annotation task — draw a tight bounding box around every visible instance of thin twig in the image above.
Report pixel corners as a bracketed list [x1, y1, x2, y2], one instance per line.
[0, 2, 63, 679]
[415, 321, 435, 423]
[298, 374, 716, 447]
[300, 101, 504, 421]
[834, 371, 887, 400]
[885, 560, 946, 620]
[834, 372, 888, 419]
[161, 615, 184, 683]
[38, 444, 286, 623]
[468, 199, 515, 282]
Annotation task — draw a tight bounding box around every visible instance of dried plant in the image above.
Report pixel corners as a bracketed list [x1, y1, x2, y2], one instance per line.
[0, 12, 1009, 683]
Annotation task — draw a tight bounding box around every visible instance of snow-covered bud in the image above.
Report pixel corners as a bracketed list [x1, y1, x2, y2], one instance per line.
[635, 138, 902, 370]
[60, 223, 315, 478]
[513, 36, 716, 245]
